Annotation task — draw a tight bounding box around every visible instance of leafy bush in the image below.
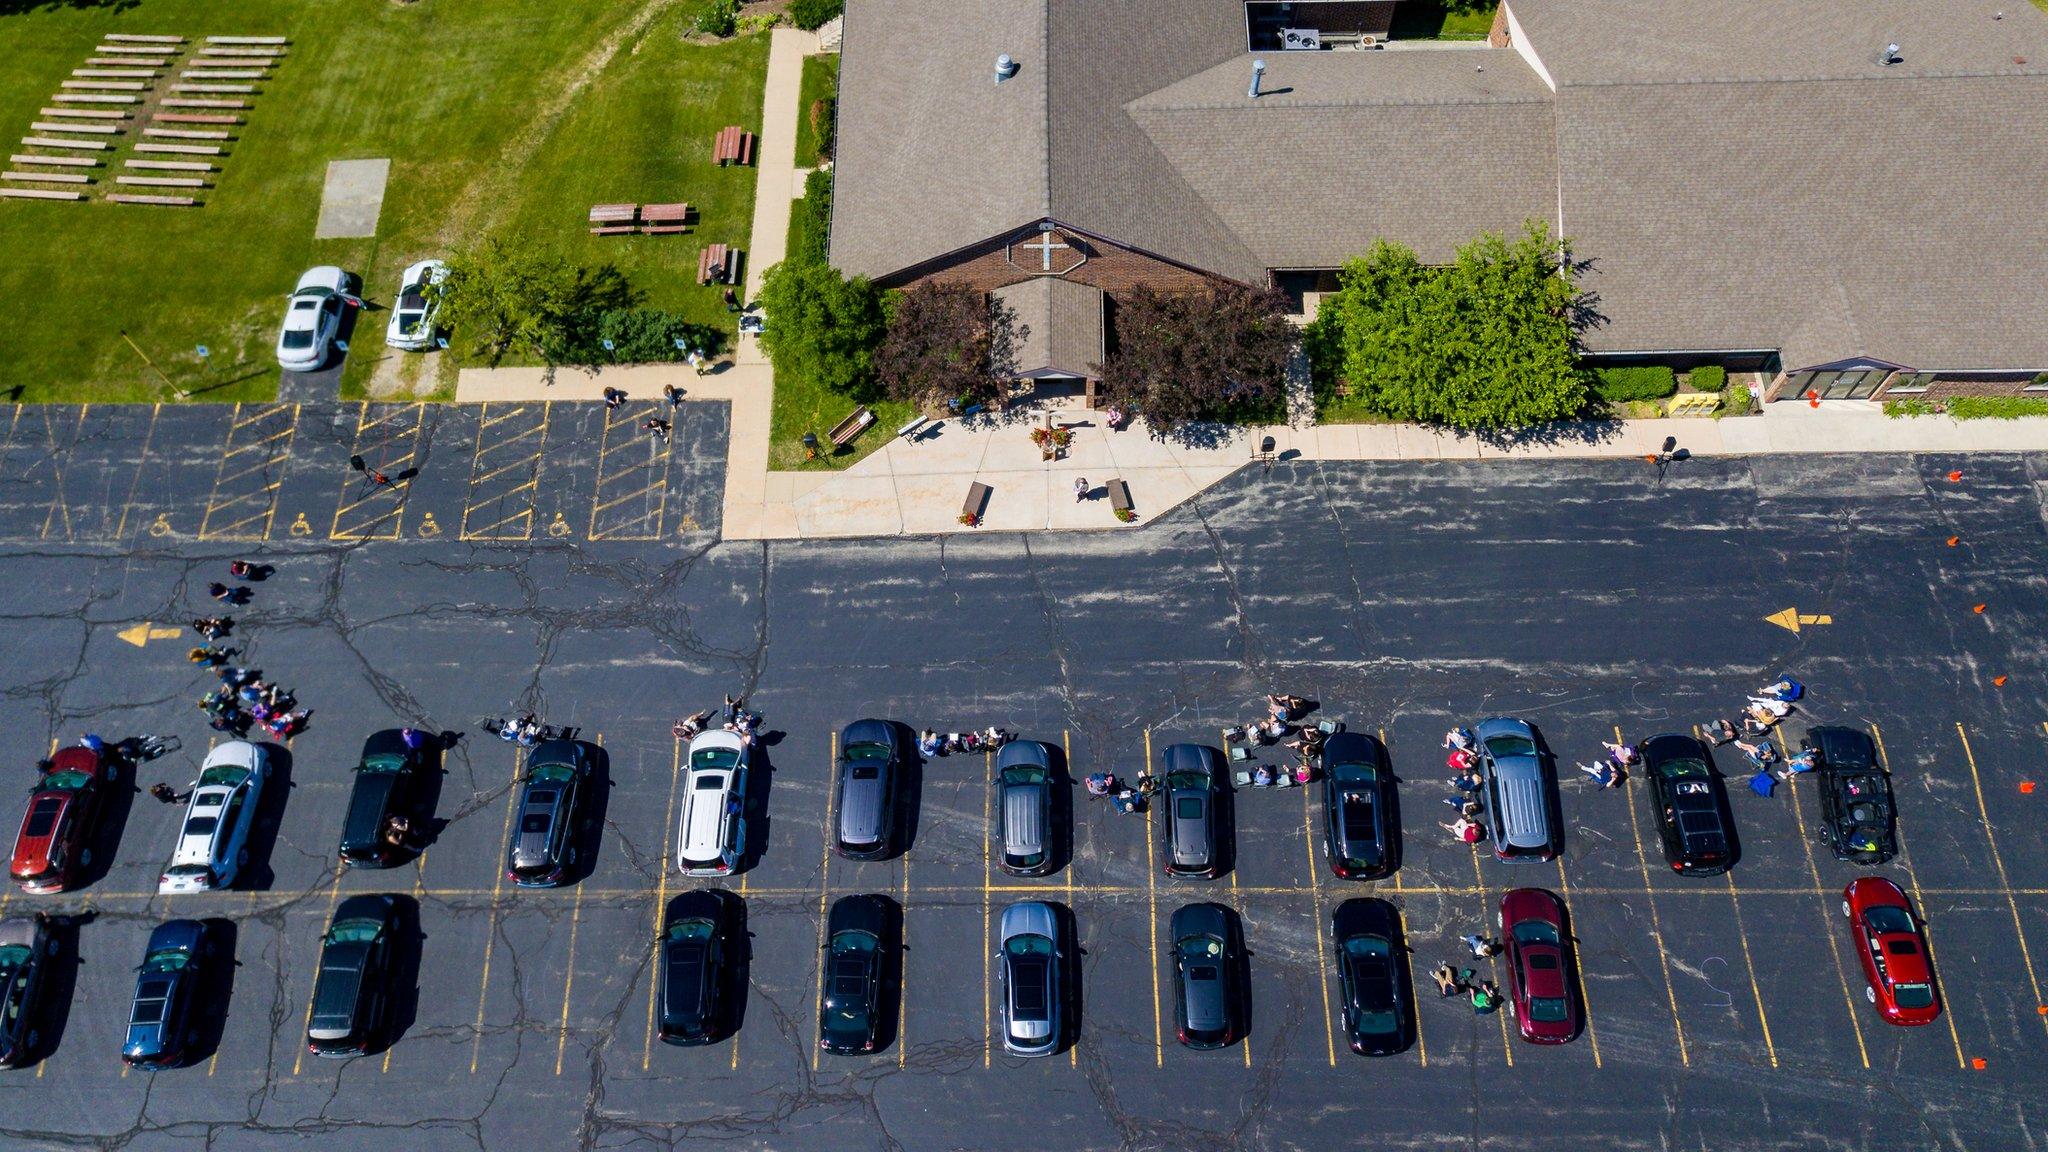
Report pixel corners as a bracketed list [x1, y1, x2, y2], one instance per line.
[691, 0, 737, 37]
[1590, 365, 1676, 403]
[1946, 396, 2048, 420]
[789, 168, 833, 266]
[1687, 365, 1726, 393]
[1717, 377, 1750, 416]
[737, 13, 779, 35]
[758, 257, 886, 400]
[808, 97, 836, 161]
[589, 309, 723, 364]
[1883, 397, 1939, 418]
[789, 0, 844, 30]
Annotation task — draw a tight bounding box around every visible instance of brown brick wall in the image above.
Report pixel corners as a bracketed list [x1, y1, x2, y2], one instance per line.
[882, 228, 1230, 296]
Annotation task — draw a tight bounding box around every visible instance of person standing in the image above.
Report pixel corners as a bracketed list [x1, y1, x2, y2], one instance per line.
[1073, 477, 1089, 503]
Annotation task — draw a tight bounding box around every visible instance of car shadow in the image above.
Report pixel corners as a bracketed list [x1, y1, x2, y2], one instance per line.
[740, 742, 776, 874]
[1226, 904, 1254, 1051]
[17, 911, 92, 1067]
[1524, 724, 1567, 861]
[719, 890, 751, 1041]
[1697, 743, 1744, 871]
[1052, 900, 1082, 1056]
[874, 893, 906, 1055]
[1045, 741, 1075, 877]
[893, 722, 923, 858]
[377, 895, 423, 1055]
[1379, 737, 1406, 879]
[1212, 769, 1238, 881]
[189, 917, 239, 1067]
[402, 737, 451, 858]
[238, 743, 293, 891]
[81, 754, 146, 891]
[1381, 898, 1421, 1056]
[573, 741, 612, 884]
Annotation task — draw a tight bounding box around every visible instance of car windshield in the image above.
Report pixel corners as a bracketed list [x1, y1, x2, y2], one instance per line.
[165, 863, 209, 878]
[280, 329, 314, 349]
[1330, 759, 1377, 784]
[199, 764, 251, 788]
[1166, 770, 1207, 791]
[1344, 935, 1390, 961]
[359, 754, 408, 775]
[327, 919, 382, 946]
[1511, 918, 1560, 947]
[1864, 906, 1915, 935]
[668, 918, 715, 943]
[692, 746, 741, 771]
[143, 948, 190, 972]
[1003, 766, 1046, 786]
[1178, 934, 1223, 960]
[1892, 983, 1935, 1009]
[23, 798, 60, 838]
[1484, 734, 1538, 758]
[1529, 996, 1570, 1022]
[530, 762, 577, 783]
[44, 769, 93, 790]
[1005, 933, 1053, 957]
[844, 742, 889, 763]
[1658, 758, 1709, 779]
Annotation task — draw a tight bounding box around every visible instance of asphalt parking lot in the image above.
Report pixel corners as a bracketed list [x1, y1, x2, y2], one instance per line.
[0, 403, 2043, 1151]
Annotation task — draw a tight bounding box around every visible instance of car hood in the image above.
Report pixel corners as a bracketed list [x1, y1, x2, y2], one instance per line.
[1000, 901, 1057, 942]
[295, 266, 348, 293]
[341, 772, 399, 847]
[0, 915, 42, 950]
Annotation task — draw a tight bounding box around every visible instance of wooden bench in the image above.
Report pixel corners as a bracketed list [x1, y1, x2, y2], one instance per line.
[639, 202, 690, 234]
[588, 202, 638, 235]
[962, 481, 991, 524]
[0, 187, 84, 201]
[827, 406, 874, 448]
[11, 155, 99, 167]
[1107, 478, 1133, 515]
[108, 193, 198, 206]
[156, 113, 241, 124]
[40, 108, 128, 119]
[697, 243, 740, 285]
[4, 171, 92, 184]
[713, 125, 755, 166]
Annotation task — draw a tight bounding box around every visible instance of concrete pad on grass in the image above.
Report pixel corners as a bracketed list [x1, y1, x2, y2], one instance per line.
[314, 157, 390, 239]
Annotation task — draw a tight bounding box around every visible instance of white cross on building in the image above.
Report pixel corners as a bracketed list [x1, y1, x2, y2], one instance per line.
[1021, 232, 1070, 271]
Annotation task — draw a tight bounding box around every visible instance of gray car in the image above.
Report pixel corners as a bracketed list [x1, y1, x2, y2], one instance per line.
[505, 740, 591, 887]
[1474, 717, 1558, 862]
[835, 720, 899, 860]
[997, 900, 1063, 1057]
[1170, 901, 1242, 1049]
[996, 740, 1055, 876]
[1159, 743, 1224, 879]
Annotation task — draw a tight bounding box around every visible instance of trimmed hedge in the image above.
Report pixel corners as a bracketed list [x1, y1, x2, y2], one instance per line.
[789, 168, 833, 266]
[1687, 365, 1726, 393]
[1591, 365, 1677, 403]
[1947, 396, 2048, 420]
[588, 309, 723, 364]
[789, 0, 843, 30]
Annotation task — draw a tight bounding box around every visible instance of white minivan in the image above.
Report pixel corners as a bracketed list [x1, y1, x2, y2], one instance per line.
[159, 741, 271, 894]
[676, 730, 748, 876]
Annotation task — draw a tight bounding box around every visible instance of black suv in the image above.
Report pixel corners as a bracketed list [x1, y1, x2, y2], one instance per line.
[1332, 897, 1411, 1056]
[0, 914, 55, 1067]
[1169, 901, 1243, 1049]
[1807, 726, 1896, 864]
[658, 890, 739, 1047]
[818, 894, 891, 1055]
[339, 729, 425, 867]
[1321, 732, 1396, 880]
[505, 740, 591, 888]
[306, 894, 398, 1057]
[1641, 733, 1735, 874]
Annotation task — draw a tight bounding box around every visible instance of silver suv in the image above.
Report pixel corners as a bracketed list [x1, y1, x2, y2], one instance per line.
[996, 740, 1055, 876]
[997, 901, 1063, 1057]
[835, 720, 898, 860]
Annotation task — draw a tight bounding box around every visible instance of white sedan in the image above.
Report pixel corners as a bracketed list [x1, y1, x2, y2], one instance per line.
[275, 266, 352, 372]
[385, 259, 448, 351]
[158, 741, 271, 894]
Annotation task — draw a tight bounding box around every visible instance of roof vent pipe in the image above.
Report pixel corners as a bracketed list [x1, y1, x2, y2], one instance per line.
[1876, 41, 1902, 65]
[995, 53, 1018, 83]
[1248, 58, 1266, 99]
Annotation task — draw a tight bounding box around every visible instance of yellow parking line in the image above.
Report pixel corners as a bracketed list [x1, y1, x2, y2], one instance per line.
[1469, 842, 1512, 1065]
[982, 748, 992, 1070]
[1955, 724, 2048, 1037]
[1620, 734, 1688, 1066]
[470, 747, 524, 1074]
[1062, 729, 1075, 1067]
[553, 879, 585, 1076]
[643, 734, 684, 1071]
[1144, 726, 1162, 1067]
[1765, 727, 1869, 1069]
[898, 852, 909, 1069]
[811, 730, 836, 1072]
[113, 401, 161, 540]
[1872, 724, 1967, 1068]
[1301, 777, 1336, 1067]
[1721, 872, 1778, 1067]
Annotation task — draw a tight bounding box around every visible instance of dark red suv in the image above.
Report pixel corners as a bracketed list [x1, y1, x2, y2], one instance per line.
[10, 746, 114, 894]
[1500, 887, 1582, 1044]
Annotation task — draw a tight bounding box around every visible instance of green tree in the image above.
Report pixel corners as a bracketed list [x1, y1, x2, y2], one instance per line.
[433, 240, 637, 370]
[1098, 282, 1295, 429]
[757, 258, 885, 400]
[1310, 222, 1589, 429]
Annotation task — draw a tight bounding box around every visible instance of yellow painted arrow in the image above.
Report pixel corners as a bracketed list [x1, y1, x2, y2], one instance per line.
[116, 622, 185, 648]
[1764, 608, 1833, 633]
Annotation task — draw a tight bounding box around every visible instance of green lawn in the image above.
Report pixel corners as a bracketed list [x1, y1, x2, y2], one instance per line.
[0, 1, 767, 402]
[793, 52, 838, 169]
[1389, 2, 1498, 41]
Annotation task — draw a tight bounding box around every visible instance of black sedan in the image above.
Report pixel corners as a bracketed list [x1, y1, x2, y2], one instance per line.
[1321, 732, 1396, 880]
[1169, 901, 1243, 1049]
[818, 894, 891, 1055]
[1159, 743, 1224, 880]
[0, 914, 55, 1067]
[505, 740, 591, 888]
[306, 894, 399, 1057]
[1807, 726, 1896, 864]
[1640, 733, 1735, 874]
[123, 919, 209, 1069]
[339, 729, 425, 868]
[658, 890, 740, 1047]
[1332, 897, 1411, 1056]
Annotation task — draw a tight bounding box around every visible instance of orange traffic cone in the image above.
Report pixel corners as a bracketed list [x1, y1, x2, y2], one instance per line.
[1947, 470, 1964, 482]
[1946, 536, 1960, 547]
[2020, 781, 2036, 794]
[1994, 675, 2009, 687]
[1974, 603, 1988, 614]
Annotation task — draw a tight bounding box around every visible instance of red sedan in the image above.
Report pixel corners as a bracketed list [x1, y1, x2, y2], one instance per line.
[1843, 877, 1942, 1026]
[9, 747, 113, 894]
[1499, 887, 1581, 1044]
